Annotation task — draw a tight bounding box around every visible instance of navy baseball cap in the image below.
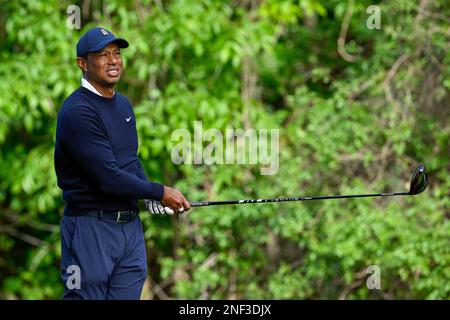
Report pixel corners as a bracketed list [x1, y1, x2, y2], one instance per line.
[76, 27, 129, 57]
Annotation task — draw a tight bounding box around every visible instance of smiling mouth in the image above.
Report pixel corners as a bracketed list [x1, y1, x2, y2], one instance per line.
[106, 69, 120, 77]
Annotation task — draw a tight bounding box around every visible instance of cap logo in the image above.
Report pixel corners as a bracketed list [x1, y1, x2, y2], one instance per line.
[100, 28, 109, 36]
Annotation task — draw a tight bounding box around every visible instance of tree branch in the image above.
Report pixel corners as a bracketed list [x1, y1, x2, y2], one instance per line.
[337, 0, 357, 62]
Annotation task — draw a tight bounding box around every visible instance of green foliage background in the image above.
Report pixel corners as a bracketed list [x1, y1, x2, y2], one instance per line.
[0, 0, 449, 299]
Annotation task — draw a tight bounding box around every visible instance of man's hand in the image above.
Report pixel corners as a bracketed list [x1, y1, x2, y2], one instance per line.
[143, 199, 174, 215]
[161, 186, 190, 214]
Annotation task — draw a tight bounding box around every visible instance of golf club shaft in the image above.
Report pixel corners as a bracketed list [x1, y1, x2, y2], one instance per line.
[189, 191, 409, 207]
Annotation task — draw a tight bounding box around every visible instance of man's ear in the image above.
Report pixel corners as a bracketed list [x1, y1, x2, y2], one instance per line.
[76, 57, 88, 74]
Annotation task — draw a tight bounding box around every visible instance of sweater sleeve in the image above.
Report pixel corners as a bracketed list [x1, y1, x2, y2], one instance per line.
[136, 159, 148, 181]
[60, 106, 164, 201]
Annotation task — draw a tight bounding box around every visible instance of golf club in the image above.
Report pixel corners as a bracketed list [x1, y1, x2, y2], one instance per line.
[189, 164, 428, 207]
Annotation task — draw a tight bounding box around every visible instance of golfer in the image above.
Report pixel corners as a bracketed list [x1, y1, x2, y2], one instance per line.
[54, 27, 190, 300]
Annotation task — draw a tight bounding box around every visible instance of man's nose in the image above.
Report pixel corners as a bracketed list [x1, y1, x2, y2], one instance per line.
[108, 54, 120, 64]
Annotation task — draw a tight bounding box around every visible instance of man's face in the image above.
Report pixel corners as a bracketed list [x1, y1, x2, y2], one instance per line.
[79, 43, 123, 87]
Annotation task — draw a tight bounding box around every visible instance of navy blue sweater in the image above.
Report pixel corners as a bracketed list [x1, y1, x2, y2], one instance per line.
[54, 87, 164, 213]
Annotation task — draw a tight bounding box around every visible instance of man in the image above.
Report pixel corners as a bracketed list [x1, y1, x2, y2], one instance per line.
[54, 27, 190, 300]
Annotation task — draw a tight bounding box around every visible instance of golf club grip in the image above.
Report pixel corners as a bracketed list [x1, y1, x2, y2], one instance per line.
[189, 201, 210, 207]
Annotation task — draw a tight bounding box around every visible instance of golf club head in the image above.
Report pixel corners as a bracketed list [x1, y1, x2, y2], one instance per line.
[408, 164, 428, 195]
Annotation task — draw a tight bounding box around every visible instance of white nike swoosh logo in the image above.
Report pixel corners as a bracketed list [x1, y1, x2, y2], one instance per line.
[126, 117, 131, 122]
